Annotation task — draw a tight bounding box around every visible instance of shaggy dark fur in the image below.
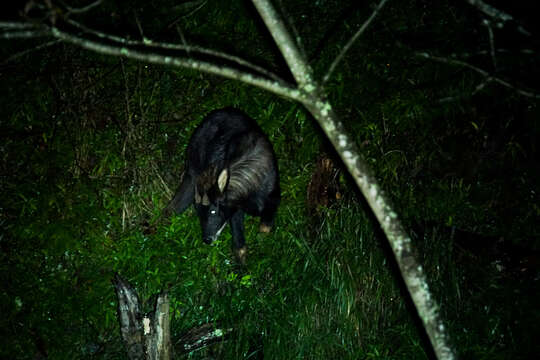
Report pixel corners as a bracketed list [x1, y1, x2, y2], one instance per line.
[168, 108, 280, 255]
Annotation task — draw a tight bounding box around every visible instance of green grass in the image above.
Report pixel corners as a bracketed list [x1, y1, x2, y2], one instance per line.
[2, 68, 536, 359]
[2, 1, 539, 358]
[160, 198, 425, 359]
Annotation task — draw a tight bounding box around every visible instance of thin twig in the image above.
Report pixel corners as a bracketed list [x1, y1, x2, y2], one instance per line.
[133, 10, 145, 41]
[323, 0, 389, 84]
[166, 0, 208, 29]
[457, 48, 535, 59]
[1, 39, 60, 64]
[438, 77, 491, 103]
[482, 19, 497, 70]
[61, 0, 104, 15]
[120, 58, 132, 158]
[472, 77, 490, 96]
[176, 25, 190, 56]
[417, 52, 540, 98]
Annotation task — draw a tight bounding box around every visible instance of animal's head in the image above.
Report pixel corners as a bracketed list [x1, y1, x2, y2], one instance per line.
[194, 167, 233, 244]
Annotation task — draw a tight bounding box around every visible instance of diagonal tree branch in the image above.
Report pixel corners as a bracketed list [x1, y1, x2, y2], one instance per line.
[2, 3, 457, 358]
[252, 1, 456, 359]
[250, 0, 313, 88]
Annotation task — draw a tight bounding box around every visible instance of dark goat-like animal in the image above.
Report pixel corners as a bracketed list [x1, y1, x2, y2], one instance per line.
[168, 108, 280, 258]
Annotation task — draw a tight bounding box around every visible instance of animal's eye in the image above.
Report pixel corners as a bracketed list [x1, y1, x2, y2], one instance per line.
[210, 209, 217, 215]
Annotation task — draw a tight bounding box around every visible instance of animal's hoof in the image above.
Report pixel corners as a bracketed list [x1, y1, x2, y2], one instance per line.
[259, 223, 272, 233]
[235, 246, 247, 264]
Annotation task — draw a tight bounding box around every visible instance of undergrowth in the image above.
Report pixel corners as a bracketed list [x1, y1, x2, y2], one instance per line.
[1, 1, 539, 359]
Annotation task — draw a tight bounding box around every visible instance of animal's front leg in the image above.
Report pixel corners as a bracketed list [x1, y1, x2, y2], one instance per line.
[230, 210, 246, 263]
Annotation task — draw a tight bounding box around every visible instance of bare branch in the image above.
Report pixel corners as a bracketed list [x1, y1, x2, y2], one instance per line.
[166, 0, 208, 30]
[0, 29, 50, 39]
[251, 0, 313, 88]
[47, 25, 302, 101]
[464, 0, 513, 23]
[175, 25, 189, 55]
[133, 10, 146, 41]
[457, 48, 535, 59]
[416, 52, 540, 99]
[323, 0, 389, 84]
[61, 0, 104, 15]
[464, 0, 531, 35]
[276, 0, 306, 59]
[1, 39, 60, 65]
[64, 18, 285, 83]
[482, 19, 497, 70]
[0, 21, 41, 30]
[438, 77, 491, 103]
[0, 18, 299, 101]
[252, 1, 456, 359]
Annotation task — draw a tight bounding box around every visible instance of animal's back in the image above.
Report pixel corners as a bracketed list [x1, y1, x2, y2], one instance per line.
[167, 107, 280, 255]
[187, 108, 267, 173]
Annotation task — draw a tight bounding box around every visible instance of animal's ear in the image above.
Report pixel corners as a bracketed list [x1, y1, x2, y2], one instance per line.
[217, 169, 229, 192]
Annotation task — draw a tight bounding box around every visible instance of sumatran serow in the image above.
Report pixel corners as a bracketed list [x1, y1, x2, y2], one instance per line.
[168, 108, 280, 262]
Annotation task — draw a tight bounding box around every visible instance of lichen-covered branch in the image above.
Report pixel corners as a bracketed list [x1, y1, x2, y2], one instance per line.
[251, 0, 314, 88]
[252, 1, 456, 359]
[63, 17, 284, 83]
[51, 25, 301, 101]
[0, 20, 302, 102]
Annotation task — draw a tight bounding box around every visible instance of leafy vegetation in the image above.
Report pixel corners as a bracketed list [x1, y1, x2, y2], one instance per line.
[1, 0, 539, 359]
